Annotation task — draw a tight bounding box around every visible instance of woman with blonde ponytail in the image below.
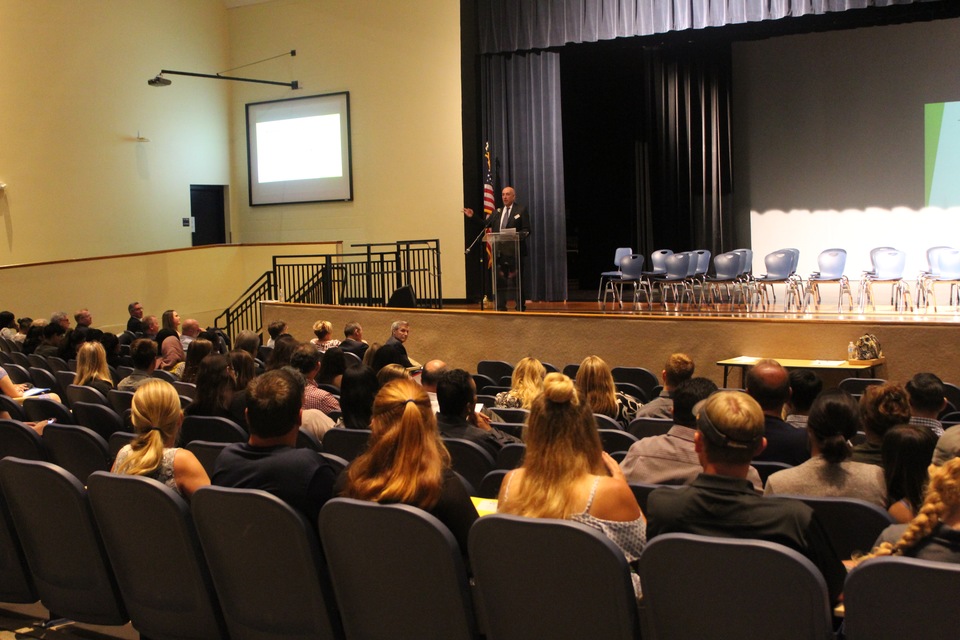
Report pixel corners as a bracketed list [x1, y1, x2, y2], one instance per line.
[497, 373, 645, 593]
[112, 379, 209, 499]
[857, 457, 960, 563]
[338, 377, 478, 553]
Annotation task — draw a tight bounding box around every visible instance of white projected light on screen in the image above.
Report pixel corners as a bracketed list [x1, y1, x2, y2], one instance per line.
[256, 115, 342, 183]
[246, 91, 353, 205]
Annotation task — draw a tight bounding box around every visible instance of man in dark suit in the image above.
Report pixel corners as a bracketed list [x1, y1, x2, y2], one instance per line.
[491, 186, 529, 311]
[339, 321, 369, 361]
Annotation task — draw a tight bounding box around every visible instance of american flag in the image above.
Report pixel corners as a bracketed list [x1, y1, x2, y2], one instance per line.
[483, 142, 495, 266]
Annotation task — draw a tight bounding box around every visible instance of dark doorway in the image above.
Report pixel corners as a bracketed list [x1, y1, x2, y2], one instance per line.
[190, 185, 227, 246]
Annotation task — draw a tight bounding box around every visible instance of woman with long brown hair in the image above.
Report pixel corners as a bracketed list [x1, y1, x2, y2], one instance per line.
[575, 355, 641, 427]
[337, 377, 478, 553]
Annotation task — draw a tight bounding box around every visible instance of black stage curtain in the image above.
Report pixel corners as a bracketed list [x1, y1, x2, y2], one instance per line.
[481, 52, 569, 302]
[477, 0, 936, 54]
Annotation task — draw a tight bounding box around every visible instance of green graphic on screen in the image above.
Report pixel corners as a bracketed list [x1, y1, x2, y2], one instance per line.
[926, 101, 960, 207]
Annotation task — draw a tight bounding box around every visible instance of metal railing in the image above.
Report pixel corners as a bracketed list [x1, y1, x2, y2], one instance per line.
[214, 239, 441, 342]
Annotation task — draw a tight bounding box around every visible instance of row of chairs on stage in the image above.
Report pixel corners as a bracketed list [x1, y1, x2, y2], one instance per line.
[599, 245, 960, 313]
[2, 453, 957, 639]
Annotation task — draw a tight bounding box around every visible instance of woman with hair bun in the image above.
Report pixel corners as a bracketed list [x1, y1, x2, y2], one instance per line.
[764, 390, 886, 506]
[497, 372, 645, 594]
[112, 379, 209, 499]
[495, 356, 546, 409]
[337, 378, 478, 554]
[857, 457, 960, 564]
[310, 320, 341, 353]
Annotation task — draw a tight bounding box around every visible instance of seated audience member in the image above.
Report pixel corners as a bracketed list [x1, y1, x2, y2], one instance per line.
[279, 367, 335, 443]
[184, 355, 244, 427]
[575, 355, 642, 428]
[180, 318, 201, 350]
[853, 383, 912, 466]
[50, 311, 70, 331]
[317, 347, 347, 389]
[112, 379, 209, 499]
[100, 332, 121, 368]
[74, 308, 93, 330]
[34, 322, 65, 358]
[0, 311, 17, 341]
[764, 391, 885, 506]
[620, 377, 766, 490]
[289, 343, 341, 416]
[337, 378, 479, 555]
[118, 338, 159, 392]
[906, 372, 948, 437]
[784, 368, 823, 428]
[233, 330, 261, 361]
[73, 341, 115, 396]
[381, 320, 417, 368]
[634, 353, 695, 419]
[340, 321, 369, 361]
[336, 365, 379, 430]
[228, 349, 256, 392]
[213, 369, 337, 524]
[264, 334, 297, 371]
[495, 356, 546, 409]
[746, 359, 809, 466]
[13, 317, 32, 344]
[645, 391, 846, 604]
[126, 301, 145, 333]
[376, 363, 411, 388]
[156, 309, 184, 373]
[179, 339, 215, 385]
[497, 373, 645, 595]
[265, 319, 287, 348]
[141, 315, 160, 340]
[0, 364, 63, 409]
[435, 369, 520, 458]
[859, 457, 960, 564]
[361, 342, 381, 369]
[310, 320, 341, 353]
[58, 327, 86, 361]
[198, 329, 229, 355]
[21, 323, 45, 355]
[883, 424, 937, 523]
[421, 359, 447, 413]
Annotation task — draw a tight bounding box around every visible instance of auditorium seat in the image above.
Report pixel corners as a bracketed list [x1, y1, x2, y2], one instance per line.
[597, 246, 632, 302]
[470, 514, 639, 640]
[179, 415, 246, 447]
[598, 428, 638, 455]
[751, 460, 792, 485]
[639, 533, 833, 640]
[87, 471, 228, 639]
[803, 247, 853, 312]
[859, 248, 911, 312]
[627, 416, 673, 440]
[0, 486, 36, 604]
[22, 397, 72, 425]
[71, 402, 125, 441]
[611, 366, 659, 400]
[185, 440, 230, 478]
[322, 427, 371, 461]
[42, 424, 111, 483]
[0, 419, 46, 461]
[477, 360, 514, 383]
[496, 442, 526, 469]
[192, 486, 344, 640]
[844, 556, 960, 639]
[66, 384, 109, 408]
[0, 394, 27, 422]
[0, 458, 129, 626]
[790, 495, 895, 560]
[442, 437, 495, 491]
[321, 497, 478, 640]
[754, 248, 802, 311]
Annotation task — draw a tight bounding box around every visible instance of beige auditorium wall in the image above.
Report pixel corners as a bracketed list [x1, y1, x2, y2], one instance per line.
[0, 242, 338, 334]
[0, 0, 231, 266]
[226, 0, 467, 298]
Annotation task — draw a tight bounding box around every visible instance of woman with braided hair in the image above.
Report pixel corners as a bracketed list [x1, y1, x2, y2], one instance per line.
[858, 457, 960, 563]
[112, 379, 209, 499]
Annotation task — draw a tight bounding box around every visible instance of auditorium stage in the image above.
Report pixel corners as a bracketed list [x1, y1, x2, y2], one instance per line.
[262, 293, 960, 389]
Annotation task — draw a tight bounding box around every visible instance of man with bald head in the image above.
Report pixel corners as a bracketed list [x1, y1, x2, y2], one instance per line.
[421, 359, 448, 413]
[180, 318, 201, 349]
[746, 359, 809, 466]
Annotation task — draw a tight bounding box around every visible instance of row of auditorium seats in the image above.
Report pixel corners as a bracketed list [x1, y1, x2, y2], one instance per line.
[3, 455, 957, 639]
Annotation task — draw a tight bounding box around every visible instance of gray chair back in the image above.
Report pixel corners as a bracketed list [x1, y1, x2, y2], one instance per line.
[844, 556, 960, 639]
[0, 458, 128, 625]
[0, 419, 46, 461]
[87, 472, 227, 639]
[0, 487, 37, 603]
[442, 437, 495, 491]
[321, 497, 478, 640]
[790, 495, 895, 559]
[185, 440, 230, 478]
[192, 486, 344, 640]
[179, 415, 246, 446]
[639, 533, 833, 640]
[42, 424, 110, 483]
[469, 514, 639, 640]
[71, 402, 124, 441]
[598, 428, 638, 455]
[322, 427, 371, 461]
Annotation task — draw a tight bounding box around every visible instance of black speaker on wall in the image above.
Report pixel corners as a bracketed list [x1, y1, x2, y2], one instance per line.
[386, 285, 417, 308]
